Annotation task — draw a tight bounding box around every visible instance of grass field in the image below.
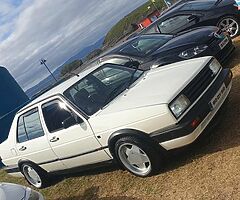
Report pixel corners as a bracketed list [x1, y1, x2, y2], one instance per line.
[1, 38, 240, 200]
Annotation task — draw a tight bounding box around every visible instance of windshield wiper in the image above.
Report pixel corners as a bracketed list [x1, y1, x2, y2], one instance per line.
[102, 66, 141, 108]
[127, 65, 140, 89]
[102, 81, 129, 108]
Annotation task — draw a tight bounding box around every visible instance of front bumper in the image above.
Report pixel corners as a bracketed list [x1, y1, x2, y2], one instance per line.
[150, 68, 232, 150]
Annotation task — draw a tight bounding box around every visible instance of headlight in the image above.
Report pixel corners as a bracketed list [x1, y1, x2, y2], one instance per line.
[209, 59, 221, 75]
[179, 45, 208, 59]
[170, 95, 190, 118]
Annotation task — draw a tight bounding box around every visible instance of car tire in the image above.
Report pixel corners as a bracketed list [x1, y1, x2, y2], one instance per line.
[218, 16, 240, 38]
[114, 136, 162, 177]
[20, 162, 49, 188]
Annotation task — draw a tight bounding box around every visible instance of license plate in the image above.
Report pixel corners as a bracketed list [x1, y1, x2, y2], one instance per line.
[219, 36, 229, 50]
[210, 84, 226, 110]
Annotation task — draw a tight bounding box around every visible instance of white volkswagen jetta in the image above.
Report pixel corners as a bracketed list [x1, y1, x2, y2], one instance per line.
[0, 56, 232, 188]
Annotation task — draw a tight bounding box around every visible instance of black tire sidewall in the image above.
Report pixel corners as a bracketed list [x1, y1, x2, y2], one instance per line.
[114, 136, 161, 177]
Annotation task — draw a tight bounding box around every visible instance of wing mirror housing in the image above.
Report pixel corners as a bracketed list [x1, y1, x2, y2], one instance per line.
[63, 115, 84, 129]
[124, 60, 140, 68]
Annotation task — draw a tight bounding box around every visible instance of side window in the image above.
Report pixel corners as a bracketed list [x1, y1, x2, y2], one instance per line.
[158, 15, 191, 34]
[144, 25, 160, 34]
[42, 99, 76, 133]
[17, 108, 44, 143]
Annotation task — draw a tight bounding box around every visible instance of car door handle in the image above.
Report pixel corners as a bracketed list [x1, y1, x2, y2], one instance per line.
[50, 137, 59, 143]
[19, 146, 27, 151]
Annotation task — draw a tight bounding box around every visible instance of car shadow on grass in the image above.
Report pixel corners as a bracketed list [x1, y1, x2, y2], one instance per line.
[55, 186, 140, 200]
[49, 163, 120, 187]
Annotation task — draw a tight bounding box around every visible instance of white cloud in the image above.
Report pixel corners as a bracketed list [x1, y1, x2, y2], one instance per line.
[0, 0, 147, 90]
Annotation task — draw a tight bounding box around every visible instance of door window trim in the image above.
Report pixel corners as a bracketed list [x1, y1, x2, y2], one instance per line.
[41, 98, 78, 134]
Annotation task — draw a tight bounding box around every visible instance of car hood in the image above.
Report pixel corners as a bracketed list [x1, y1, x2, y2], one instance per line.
[0, 183, 26, 200]
[97, 56, 211, 115]
[152, 26, 218, 54]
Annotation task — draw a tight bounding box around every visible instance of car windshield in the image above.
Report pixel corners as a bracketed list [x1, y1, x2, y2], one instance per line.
[118, 35, 172, 57]
[63, 63, 144, 115]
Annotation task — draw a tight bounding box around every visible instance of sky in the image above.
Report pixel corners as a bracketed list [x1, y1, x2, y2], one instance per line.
[0, 0, 147, 91]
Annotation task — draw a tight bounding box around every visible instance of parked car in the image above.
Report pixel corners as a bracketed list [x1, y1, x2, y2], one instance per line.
[0, 182, 44, 200]
[103, 26, 234, 68]
[0, 56, 232, 188]
[140, 0, 240, 38]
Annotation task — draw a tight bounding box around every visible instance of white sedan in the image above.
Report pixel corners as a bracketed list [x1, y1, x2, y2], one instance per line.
[0, 56, 232, 188]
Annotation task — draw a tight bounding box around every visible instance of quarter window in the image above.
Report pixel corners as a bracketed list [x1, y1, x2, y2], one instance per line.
[42, 99, 76, 133]
[17, 108, 44, 143]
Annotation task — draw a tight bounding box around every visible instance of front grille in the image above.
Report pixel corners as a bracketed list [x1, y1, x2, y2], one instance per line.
[182, 64, 214, 103]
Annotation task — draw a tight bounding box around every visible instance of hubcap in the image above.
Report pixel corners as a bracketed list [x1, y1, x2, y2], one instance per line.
[118, 143, 151, 176]
[23, 165, 42, 188]
[219, 18, 239, 38]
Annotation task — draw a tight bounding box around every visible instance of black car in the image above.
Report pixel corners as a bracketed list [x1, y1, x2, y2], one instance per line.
[102, 26, 234, 68]
[141, 0, 240, 38]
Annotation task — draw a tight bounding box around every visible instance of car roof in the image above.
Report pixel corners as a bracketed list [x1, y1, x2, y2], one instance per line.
[18, 63, 100, 113]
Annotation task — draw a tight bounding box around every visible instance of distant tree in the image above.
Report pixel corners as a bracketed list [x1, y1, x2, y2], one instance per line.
[85, 49, 103, 61]
[103, 0, 165, 47]
[61, 59, 83, 76]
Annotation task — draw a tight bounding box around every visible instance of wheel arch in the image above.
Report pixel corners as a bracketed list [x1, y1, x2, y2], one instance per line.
[217, 14, 240, 24]
[107, 129, 164, 158]
[18, 159, 46, 173]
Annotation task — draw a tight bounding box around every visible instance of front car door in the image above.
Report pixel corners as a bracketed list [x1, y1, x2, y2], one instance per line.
[40, 97, 111, 169]
[15, 107, 65, 172]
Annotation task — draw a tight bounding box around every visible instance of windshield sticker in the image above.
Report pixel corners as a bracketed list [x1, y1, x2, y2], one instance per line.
[235, 0, 240, 10]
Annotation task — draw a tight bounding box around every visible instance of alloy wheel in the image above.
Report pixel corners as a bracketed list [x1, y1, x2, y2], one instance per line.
[219, 18, 239, 38]
[118, 143, 151, 176]
[22, 165, 42, 188]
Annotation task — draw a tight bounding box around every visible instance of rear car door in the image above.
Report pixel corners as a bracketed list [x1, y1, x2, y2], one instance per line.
[40, 97, 111, 169]
[15, 107, 65, 172]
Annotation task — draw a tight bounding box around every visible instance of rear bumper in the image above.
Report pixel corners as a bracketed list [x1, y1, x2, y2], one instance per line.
[150, 68, 232, 150]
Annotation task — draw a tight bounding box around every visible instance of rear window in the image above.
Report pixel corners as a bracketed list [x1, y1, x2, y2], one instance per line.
[180, 1, 215, 10]
[118, 35, 172, 57]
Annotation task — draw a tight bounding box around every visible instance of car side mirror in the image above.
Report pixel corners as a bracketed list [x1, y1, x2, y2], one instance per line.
[62, 114, 84, 129]
[62, 116, 77, 129]
[124, 60, 140, 68]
